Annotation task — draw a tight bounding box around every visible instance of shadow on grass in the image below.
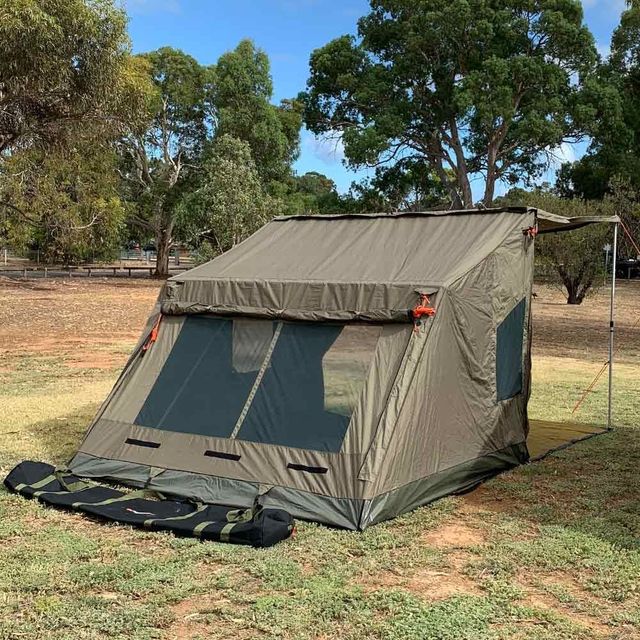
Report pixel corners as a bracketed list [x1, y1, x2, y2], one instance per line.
[0, 403, 98, 472]
[466, 426, 640, 552]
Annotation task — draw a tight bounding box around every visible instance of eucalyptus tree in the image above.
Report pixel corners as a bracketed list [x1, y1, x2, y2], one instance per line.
[214, 40, 302, 186]
[303, 0, 601, 208]
[176, 134, 276, 262]
[0, 0, 151, 258]
[0, 0, 139, 155]
[118, 47, 214, 276]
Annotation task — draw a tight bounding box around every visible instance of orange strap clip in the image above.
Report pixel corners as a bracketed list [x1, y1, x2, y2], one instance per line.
[142, 314, 162, 353]
[411, 294, 436, 331]
[523, 225, 538, 239]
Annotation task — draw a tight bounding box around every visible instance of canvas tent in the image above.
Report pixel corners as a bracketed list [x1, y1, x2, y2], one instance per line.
[67, 207, 618, 530]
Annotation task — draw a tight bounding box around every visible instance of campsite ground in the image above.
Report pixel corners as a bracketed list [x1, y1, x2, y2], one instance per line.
[0, 276, 638, 640]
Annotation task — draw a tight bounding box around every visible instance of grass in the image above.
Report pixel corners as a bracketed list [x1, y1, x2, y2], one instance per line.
[0, 280, 638, 639]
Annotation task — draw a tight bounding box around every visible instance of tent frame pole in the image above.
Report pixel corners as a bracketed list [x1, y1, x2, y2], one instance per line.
[607, 222, 619, 430]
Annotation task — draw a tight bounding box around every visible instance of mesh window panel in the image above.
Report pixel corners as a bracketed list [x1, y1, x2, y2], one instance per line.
[496, 299, 526, 401]
[135, 317, 273, 437]
[236, 324, 382, 452]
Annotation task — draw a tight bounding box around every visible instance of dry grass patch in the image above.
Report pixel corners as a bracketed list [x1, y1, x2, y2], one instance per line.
[0, 276, 638, 639]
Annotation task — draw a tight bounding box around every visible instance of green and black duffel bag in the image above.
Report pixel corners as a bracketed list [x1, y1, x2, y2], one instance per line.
[4, 461, 294, 548]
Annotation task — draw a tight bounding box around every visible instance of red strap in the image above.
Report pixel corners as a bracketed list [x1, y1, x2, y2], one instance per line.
[142, 315, 162, 352]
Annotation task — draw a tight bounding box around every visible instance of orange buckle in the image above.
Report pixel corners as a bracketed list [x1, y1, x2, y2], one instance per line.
[412, 294, 436, 331]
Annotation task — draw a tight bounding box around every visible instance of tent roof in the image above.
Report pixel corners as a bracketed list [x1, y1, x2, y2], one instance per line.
[164, 207, 618, 322]
[273, 206, 619, 233]
[173, 207, 534, 289]
[174, 206, 618, 287]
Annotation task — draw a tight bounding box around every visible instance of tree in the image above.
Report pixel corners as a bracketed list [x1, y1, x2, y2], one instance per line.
[121, 42, 303, 277]
[1, 141, 125, 264]
[500, 189, 612, 304]
[303, 0, 601, 209]
[119, 47, 214, 277]
[0, 0, 137, 155]
[0, 0, 153, 262]
[176, 135, 276, 262]
[275, 171, 343, 216]
[214, 40, 302, 186]
[351, 161, 447, 212]
[560, 1, 640, 200]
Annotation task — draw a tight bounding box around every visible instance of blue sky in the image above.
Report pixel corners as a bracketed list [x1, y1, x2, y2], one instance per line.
[125, 0, 628, 197]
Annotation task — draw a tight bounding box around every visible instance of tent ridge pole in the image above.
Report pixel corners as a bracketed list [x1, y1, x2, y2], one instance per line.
[607, 222, 618, 430]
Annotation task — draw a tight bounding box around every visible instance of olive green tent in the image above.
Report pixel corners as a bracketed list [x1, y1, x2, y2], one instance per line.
[68, 207, 618, 529]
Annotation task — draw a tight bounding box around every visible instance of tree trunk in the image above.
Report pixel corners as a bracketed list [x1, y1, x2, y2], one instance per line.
[562, 276, 591, 305]
[154, 227, 172, 278]
[566, 290, 583, 305]
[459, 172, 474, 209]
[483, 160, 498, 207]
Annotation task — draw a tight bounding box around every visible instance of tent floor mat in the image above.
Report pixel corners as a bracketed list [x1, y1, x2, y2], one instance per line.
[527, 420, 608, 460]
[3, 461, 294, 547]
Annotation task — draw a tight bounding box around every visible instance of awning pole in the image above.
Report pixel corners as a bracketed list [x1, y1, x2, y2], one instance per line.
[607, 222, 619, 430]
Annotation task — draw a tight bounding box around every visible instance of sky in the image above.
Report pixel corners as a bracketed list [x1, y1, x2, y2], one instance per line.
[124, 0, 629, 197]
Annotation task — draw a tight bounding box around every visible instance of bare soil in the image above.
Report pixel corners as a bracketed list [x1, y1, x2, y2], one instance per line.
[1, 276, 637, 364]
[532, 281, 640, 364]
[0, 277, 160, 365]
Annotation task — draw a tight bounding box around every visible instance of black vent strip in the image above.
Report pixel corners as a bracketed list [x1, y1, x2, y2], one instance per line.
[125, 438, 161, 449]
[287, 463, 328, 475]
[204, 450, 241, 462]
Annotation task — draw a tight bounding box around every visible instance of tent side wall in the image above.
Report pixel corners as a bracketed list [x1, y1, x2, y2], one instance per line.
[359, 212, 535, 527]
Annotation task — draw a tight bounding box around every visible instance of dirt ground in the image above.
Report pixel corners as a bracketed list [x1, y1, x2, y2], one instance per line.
[0, 277, 160, 364]
[1, 275, 638, 362]
[532, 281, 640, 364]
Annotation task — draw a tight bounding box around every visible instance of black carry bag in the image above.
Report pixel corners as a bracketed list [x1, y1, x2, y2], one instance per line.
[4, 461, 294, 548]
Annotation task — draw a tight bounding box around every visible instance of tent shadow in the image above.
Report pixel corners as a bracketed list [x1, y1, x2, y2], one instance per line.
[0, 404, 97, 473]
[462, 426, 639, 551]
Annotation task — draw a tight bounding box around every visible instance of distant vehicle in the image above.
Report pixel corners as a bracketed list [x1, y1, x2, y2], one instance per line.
[616, 258, 640, 279]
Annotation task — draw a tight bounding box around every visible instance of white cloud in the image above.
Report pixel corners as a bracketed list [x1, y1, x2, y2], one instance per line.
[302, 128, 345, 166]
[549, 142, 577, 168]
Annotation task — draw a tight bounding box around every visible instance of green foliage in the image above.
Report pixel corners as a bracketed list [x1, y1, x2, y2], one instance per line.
[177, 135, 276, 261]
[0, 142, 125, 264]
[303, 0, 600, 208]
[120, 40, 303, 275]
[500, 189, 612, 304]
[351, 161, 448, 212]
[561, 2, 640, 199]
[274, 171, 343, 215]
[0, 0, 154, 264]
[118, 47, 213, 275]
[215, 40, 302, 183]
[0, 0, 136, 153]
